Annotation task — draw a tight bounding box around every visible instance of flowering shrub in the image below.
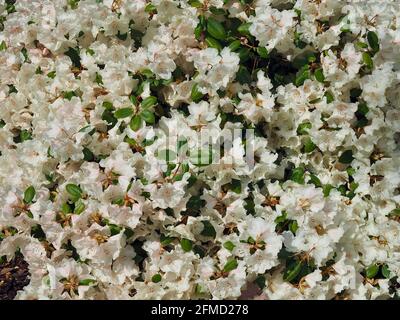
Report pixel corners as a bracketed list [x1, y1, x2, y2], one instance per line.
[0, 0, 400, 300]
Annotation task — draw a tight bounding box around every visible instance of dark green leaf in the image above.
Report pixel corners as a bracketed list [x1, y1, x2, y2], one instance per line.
[283, 260, 303, 282]
[152, 274, 162, 283]
[314, 68, 325, 83]
[367, 31, 379, 53]
[357, 103, 369, 116]
[207, 18, 226, 40]
[236, 65, 252, 84]
[64, 47, 81, 68]
[256, 47, 268, 59]
[228, 40, 241, 52]
[339, 150, 354, 164]
[237, 23, 251, 36]
[201, 221, 216, 238]
[205, 36, 222, 51]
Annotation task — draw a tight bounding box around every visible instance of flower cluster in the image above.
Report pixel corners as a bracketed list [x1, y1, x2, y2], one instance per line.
[1, 0, 400, 300]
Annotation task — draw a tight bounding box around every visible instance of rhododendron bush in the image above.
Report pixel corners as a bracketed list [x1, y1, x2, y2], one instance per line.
[1, 0, 400, 300]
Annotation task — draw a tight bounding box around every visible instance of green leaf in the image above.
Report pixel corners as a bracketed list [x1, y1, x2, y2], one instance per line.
[152, 274, 162, 283]
[236, 65, 252, 84]
[357, 102, 369, 116]
[0, 41, 7, 51]
[346, 167, 356, 177]
[47, 71, 56, 79]
[237, 22, 251, 36]
[102, 101, 114, 110]
[23, 186, 36, 204]
[205, 36, 222, 51]
[201, 221, 216, 238]
[68, 0, 80, 9]
[66, 184, 82, 200]
[61, 203, 73, 214]
[188, 0, 202, 7]
[129, 115, 142, 131]
[141, 96, 157, 109]
[191, 83, 204, 102]
[109, 224, 122, 236]
[291, 167, 305, 184]
[160, 235, 174, 246]
[74, 200, 85, 215]
[64, 47, 81, 68]
[297, 122, 312, 135]
[180, 239, 193, 252]
[314, 68, 325, 83]
[82, 147, 94, 161]
[283, 260, 303, 282]
[229, 179, 242, 194]
[275, 211, 287, 224]
[303, 137, 316, 153]
[238, 47, 250, 62]
[295, 68, 310, 87]
[144, 3, 156, 13]
[79, 279, 96, 286]
[114, 107, 133, 119]
[207, 18, 226, 40]
[362, 52, 373, 69]
[255, 275, 266, 289]
[309, 174, 322, 188]
[256, 47, 268, 59]
[63, 91, 76, 101]
[95, 72, 103, 85]
[223, 259, 238, 273]
[19, 129, 32, 142]
[367, 31, 379, 53]
[324, 91, 334, 104]
[289, 220, 298, 234]
[223, 241, 235, 251]
[355, 41, 368, 50]
[339, 150, 354, 164]
[389, 208, 400, 217]
[381, 264, 391, 279]
[228, 40, 241, 52]
[141, 109, 155, 124]
[365, 264, 379, 279]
